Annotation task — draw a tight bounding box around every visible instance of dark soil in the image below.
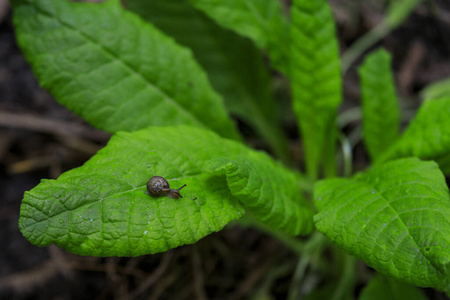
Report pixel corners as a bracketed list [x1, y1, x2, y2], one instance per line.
[1, 1, 449, 299]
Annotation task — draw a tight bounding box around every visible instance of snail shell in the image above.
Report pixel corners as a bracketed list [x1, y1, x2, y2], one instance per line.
[147, 176, 186, 199]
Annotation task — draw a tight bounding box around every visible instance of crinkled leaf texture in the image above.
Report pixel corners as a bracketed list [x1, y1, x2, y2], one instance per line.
[12, 0, 239, 140]
[205, 157, 313, 235]
[291, 0, 342, 179]
[377, 98, 450, 174]
[20, 126, 313, 257]
[358, 48, 400, 161]
[314, 158, 450, 292]
[359, 274, 427, 300]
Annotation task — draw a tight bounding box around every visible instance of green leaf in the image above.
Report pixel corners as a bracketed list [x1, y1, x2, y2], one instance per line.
[359, 274, 427, 300]
[377, 98, 450, 174]
[126, 0, 291, 164]
[291, 0, 342, 179]
[205, 157, 314, 235]
[314, 158, 450, 292]
[358, 48, 400, 161]
[20, 126, 313, 257]
[188, 0, 290, 74]
[420, 77, 450, 100]
[12, 0, 240, 140]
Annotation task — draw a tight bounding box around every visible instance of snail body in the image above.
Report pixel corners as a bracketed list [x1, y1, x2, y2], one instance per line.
[147, 176, 186, 199]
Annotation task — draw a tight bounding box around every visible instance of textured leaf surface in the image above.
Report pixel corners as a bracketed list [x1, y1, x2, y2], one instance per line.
[314, 158, 450, 291]
[358, 48, 400, 161]
[126, 0, 290, 163]
[291, 0, 342, 178]
[20, 126, 313, 256]
[205, 157, 314, 235]
[359, 274, 427, 300]
[188, 0, 290, 74]
[12, 0, 239, 140]
[377, 98, 450, 174]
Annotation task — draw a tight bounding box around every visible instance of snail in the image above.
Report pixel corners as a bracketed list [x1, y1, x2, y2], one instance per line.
[146, 176, 186, 199]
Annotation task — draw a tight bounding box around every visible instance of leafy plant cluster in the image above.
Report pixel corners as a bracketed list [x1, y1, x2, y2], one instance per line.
[13, 0, 450, 297]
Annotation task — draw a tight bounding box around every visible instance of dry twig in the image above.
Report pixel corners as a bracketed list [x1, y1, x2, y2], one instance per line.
[229, 261, 270, 300]
[398, 40, 426, 95]
[0, 261, 58, 293]
[0, 111, 110, 142]
[129, 251, 173, 299]
[192, 245, 208, 300]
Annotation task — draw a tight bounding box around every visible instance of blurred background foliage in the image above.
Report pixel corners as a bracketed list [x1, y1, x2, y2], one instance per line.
[1, 0, 449, 299]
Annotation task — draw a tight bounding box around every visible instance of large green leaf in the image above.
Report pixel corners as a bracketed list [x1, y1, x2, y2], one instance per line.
[20, 126, 313, 257]
[125, 0, 291, 163]
[12, 0, 239, 140]
[314, 158, 450, 292]
[205, 157, 313, 235]
[377, 98, 450, 174]
[359, 274, 427, 300]
[291, 0, 342, 179]
[358, 48, 400, 161]
[188, 0, 290, 74]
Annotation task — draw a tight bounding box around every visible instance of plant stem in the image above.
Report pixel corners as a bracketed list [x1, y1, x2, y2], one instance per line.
[339, 132, 353, 178]
[253, 113, 293, 165]
[342, 0, 423, 73]
[331, 251, 357, 300]
[297, 175, 314, 195]
[235, 216, 305, 255]
[323, 127, 338, 178]
[341, 22, 389, 73]
[287, 232, 328, 300]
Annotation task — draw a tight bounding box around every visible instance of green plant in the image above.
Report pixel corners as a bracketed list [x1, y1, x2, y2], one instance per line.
[13, 0, 450, 297]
